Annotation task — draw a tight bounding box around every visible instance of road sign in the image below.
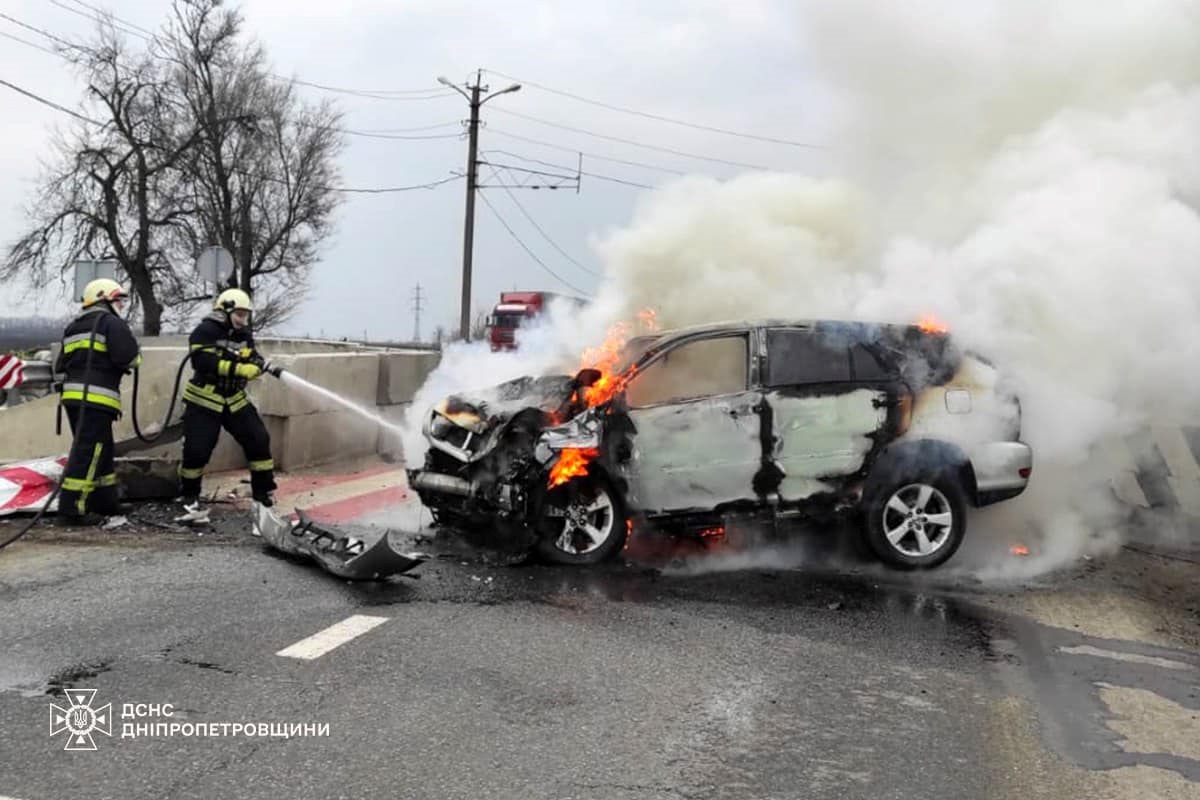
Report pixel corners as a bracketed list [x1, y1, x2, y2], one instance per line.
[195, 246, 235, 285]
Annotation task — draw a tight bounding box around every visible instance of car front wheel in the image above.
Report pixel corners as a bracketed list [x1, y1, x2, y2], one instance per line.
[534, 473, 627, 565]
[864, 472, 967, 569]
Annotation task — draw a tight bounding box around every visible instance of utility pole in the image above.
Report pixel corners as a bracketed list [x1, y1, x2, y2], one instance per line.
[439, 71, 521, 341]
[411, 283, 424, 342]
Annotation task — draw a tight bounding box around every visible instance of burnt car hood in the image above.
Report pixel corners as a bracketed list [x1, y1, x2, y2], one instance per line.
[438, 374, 577, 430]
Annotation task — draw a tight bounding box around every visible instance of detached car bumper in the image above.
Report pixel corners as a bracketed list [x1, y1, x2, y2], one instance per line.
[253, 503, 427, 581]
[968, 441, 1033, 506]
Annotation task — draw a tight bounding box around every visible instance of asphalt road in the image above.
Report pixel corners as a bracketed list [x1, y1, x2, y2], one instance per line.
[0, 516, 1198, 800]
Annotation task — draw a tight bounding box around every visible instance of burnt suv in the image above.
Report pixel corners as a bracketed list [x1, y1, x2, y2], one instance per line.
[408, 319, 1033, 569]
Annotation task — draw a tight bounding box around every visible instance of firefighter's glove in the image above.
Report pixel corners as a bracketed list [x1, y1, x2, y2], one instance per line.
[234, 362, 263, 381]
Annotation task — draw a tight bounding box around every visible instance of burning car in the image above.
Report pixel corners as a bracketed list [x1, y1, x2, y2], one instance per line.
[407, 319, 1033, 569]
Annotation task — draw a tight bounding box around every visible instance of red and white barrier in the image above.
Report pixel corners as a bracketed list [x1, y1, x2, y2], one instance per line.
[0, 457, 65, 516]
[0, 354, 26, 389]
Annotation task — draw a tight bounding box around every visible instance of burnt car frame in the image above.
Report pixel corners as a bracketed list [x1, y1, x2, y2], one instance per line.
[408, 319, 1033, 569]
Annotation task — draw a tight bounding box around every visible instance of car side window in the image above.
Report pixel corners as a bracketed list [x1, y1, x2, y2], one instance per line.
[625, 334, 748, 408]
[765, 329, 851, 386]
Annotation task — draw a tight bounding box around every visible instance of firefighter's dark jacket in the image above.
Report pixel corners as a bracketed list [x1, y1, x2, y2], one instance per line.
[53, 306, 141, 414]
[183, 312, 260, 414]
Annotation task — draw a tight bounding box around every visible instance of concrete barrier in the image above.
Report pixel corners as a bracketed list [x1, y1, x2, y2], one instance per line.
[377, 351, 441, 405]
[267, 409, 378, 469]
[0, 344, 189, 463]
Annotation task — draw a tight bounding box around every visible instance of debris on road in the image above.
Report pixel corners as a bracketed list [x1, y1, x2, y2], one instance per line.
[252, 501, 426, 581]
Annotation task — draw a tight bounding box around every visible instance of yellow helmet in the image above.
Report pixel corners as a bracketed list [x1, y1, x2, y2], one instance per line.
[82, 278, 127, 308]
[215, 288, 253, 314]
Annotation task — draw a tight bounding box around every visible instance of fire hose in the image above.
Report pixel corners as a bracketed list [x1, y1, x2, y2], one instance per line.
[0, 334, 282, 552]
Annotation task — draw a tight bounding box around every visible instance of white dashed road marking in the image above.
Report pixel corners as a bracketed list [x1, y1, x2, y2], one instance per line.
[275, 615, 390, 661]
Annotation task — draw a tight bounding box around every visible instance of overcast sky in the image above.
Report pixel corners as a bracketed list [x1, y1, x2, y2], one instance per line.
[0, 0, 838, 339]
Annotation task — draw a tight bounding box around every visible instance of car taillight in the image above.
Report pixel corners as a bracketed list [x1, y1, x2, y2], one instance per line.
[1019, 467, 1031, 478]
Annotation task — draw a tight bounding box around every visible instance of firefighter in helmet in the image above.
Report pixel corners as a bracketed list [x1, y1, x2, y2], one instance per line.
[176, 288, 281, 523]
[54, 278, 142, 525]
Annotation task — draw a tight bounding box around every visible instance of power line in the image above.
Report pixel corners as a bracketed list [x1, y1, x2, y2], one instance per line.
[481, 149, 576, 174]
[50, 0, 460, 100]
[65, 0, 153, 35]
[485, 164, 598, 277]
[0, 12, 77, 49]
[579, 171, 656, 190]
[356, 121, 462, 133]
[302, 122, 462, 141]
[293, 173, 463, 195]
[485, 141, 686, 176]
[342, 129, 460, 141]
[489, 107, 772, 170]
[0, 79, 462, 193]
[48, 0, 151, 41]
[482, 149, 657, 190]
[4, 17, 463, 147]
[477, 190, 589, 296]
[0, 29, 461, 143]
[476, 161, 578, 190]
[0, 28, 60, 57]
[0, 76, 102, 125]
[278, 78, 456, 101]
[485, 68, 829, 150]
[482, 149, 659, 190]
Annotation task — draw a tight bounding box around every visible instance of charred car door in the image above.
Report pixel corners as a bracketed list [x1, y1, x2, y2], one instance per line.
[617, 332, 761, 515]
[763, 327, 892, 502]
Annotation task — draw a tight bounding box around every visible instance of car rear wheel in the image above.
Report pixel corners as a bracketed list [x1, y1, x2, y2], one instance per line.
[864, 471, 967, 569]
[534, 473, 627, 565]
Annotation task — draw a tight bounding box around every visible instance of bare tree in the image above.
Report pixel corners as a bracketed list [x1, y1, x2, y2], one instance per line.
[3, 0, 344, 334]
[3, 27, 198, 334]
[163, 0, 344, 330]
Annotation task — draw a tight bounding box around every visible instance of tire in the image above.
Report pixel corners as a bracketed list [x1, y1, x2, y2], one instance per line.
[863, 469, 967, 569]
[533, 472, 627, 565]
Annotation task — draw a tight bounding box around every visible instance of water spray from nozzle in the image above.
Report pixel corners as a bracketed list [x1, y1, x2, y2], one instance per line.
[276, 370, 405, 439]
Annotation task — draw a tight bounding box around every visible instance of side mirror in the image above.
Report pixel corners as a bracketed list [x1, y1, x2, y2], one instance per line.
[574, 368, 602, 387]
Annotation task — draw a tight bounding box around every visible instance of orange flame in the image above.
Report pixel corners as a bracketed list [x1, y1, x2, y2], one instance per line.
[577, 309, 659, 408]
[699, 526, 726, 540]
[1010, 543, 1030, 557]
[548, 447, 600, 488]
[917, 314, 949, 335]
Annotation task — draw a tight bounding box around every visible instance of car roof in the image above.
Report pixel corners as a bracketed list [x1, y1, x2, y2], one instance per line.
[644, 318, 928, 344]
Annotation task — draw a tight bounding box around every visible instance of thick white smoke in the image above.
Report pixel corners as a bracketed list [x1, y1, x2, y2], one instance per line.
[404, 0, 1200, 577]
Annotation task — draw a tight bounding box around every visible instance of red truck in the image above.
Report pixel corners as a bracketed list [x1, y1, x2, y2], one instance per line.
[486, 291, 584, 351]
